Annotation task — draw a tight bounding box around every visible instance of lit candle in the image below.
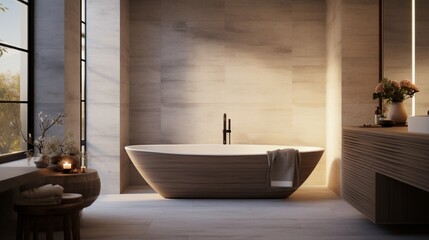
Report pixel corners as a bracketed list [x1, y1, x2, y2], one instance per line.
[63, 162, 72, 173]
[63, 162, 71, 169]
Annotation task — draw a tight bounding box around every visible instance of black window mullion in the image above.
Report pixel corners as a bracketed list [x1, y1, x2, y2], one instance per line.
[0, 0, 33, 163]
[80, 0, 87, 155]
[0, 42, 29, 52]
[27, 0, 34, 158]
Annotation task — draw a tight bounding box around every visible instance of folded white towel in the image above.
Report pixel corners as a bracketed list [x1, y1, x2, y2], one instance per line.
[15, 195, 62, 206]
[20, 184, 64, 199]
[267, 148, 301, 188]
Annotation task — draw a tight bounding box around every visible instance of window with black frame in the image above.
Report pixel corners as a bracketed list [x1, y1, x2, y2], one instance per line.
[80, 0, 87, 161]
[0, 0, 33, 163]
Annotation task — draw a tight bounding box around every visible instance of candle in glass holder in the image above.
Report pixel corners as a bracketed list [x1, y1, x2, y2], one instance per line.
[63, 162, 71, 173]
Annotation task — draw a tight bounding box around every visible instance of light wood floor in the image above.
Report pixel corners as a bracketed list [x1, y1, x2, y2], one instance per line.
[3, 188, 429, 239]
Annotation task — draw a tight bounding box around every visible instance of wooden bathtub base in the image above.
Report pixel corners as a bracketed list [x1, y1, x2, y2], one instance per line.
[127, 150, 323, 199]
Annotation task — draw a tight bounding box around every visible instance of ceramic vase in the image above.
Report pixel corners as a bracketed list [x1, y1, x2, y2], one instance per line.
[33, 154, 50, 168]
[388, 101, 408, 125]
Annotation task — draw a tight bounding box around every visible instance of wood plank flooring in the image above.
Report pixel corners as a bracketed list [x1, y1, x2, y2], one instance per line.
[2, 188, 428, 239]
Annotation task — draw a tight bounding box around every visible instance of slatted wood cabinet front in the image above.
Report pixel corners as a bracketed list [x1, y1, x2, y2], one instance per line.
[342, 127, 429, 224]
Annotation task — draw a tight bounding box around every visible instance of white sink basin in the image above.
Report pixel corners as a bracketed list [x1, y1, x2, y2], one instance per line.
[408, 115, 429, 134]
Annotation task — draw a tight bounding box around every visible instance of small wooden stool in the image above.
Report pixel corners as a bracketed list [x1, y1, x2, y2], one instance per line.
[15, 193, 84, 240]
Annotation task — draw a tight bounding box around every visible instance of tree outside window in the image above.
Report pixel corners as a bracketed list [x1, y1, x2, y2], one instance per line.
[0, 0, 30, 160]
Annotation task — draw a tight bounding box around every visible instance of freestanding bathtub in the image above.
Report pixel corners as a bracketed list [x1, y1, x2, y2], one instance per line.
[125, 144, 324, 199]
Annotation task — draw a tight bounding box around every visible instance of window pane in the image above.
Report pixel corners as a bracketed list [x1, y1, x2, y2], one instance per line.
[0, 0, 28, 49]
[0, 49, 28, 101]
[81, 0, 86, 22]
[81, 22, 86, 60]
[81, 101, 86, 141]
[0, 103, 27, 155]
[81, 61, 85, 100]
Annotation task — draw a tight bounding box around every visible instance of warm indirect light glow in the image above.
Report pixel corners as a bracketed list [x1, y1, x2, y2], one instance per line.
[104, 193, 165, 202]
[412, 0, 416, 116]
[63, 162, 71, 170]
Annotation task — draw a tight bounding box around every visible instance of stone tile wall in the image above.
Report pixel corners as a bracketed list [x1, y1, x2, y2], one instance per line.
[129, 0, 327, 186]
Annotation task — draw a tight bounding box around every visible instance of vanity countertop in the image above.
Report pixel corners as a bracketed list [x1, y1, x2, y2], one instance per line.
[0, 167, 43, 192]
[344, 126, 429, 139]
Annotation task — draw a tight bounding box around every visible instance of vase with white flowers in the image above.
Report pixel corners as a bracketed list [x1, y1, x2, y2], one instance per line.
[11, 112, 81, 169]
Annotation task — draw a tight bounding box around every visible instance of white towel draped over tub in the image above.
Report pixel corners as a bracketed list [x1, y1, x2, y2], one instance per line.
[267, 149, 301, 188]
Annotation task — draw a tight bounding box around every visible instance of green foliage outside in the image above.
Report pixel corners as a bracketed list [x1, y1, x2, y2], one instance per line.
[1, 2, 22, 155]
[0, 72, 21, 154]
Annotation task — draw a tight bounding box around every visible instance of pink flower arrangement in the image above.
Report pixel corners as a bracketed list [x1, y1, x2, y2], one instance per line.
[373, 78, 419, 103]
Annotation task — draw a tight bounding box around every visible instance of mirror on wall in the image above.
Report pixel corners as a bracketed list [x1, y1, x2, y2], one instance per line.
[382, 0, 429, 116]
[415, 0, 429, 115]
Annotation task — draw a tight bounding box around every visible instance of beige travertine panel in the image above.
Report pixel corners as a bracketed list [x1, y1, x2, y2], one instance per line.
[342, 0, 379, 127]
[224, 66, 292, 104]
[161, 21, 225, 67]
[291, 0, 326, 186]
[64, 0, 81, 145]
[161, 0, 225, 22]
[225, 0, 292, 21]
[130, 103, 161, 144]
[162, 66, 224, 103]
[129, 0, 327, 188]
[326, 0, 342, 196]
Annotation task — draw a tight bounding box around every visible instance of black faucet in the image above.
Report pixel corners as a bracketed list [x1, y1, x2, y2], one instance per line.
[223, 113, 231, 144]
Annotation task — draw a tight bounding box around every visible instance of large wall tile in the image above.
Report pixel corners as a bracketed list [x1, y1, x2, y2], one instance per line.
[87, 0, 128, 194]
[130, 21, 161, 60]
[292, 21, 326, 57]
[130, 66, 161, 106]
[162, 66, 224, 103]
[292, 0, 326, 22]
[89, 155, 120, 193]
[130, 0, 161, 21]
[161, 0, 225, 22]
[225, 21, 292, 67]
[225, 0, 291, 21]
[161, 21, 225, 67]
[129, 0, 327, 187]
[224, 66, 292, 104]
[130, 104, 161, 144]
[87, 103, 121, 155]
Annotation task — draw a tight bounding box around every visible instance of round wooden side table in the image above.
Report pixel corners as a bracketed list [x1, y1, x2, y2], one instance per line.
[39, 168, 101, 208]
